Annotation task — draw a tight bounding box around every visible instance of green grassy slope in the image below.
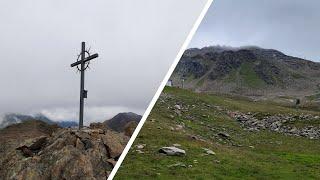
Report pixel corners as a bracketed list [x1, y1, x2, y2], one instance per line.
[239, 63, 265, 88]
[115, 87, 320, 180]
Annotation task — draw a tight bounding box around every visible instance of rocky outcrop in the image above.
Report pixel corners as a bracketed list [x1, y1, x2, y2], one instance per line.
[159, 92, 320, 140]
[0, 121, 129, 180]
[229, 111, 320, 139]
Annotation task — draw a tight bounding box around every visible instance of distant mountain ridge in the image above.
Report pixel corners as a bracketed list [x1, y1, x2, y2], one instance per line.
[0, 113, 78, 129]
[1, 112, 142, 131]
[171, 46, 320, 97]
[104, 112, 142, 132]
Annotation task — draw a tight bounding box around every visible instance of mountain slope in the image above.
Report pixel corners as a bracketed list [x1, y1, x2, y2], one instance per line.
[171, 46, 320, 97]
[115, 87, 320, 179]
[0, 120, 60, 151]
[104, 112, 142, 132]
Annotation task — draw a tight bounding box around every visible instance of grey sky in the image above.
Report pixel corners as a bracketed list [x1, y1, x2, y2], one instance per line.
[190, 0, 320, 61]
[0, 0, 207, 124]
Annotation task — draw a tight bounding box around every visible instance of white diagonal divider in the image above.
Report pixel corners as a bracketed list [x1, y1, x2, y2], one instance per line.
[108, 0, 214, 179]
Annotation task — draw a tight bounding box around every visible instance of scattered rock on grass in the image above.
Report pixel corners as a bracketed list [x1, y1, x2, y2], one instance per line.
[202, 148, 215, 155]
[218, 132, 230, 139]
[174, 105, 181, 110]
[167, 162, 186, 168]
[159, 147, 186, 156]
[175, 124, 184, 131]
[135, 150, 144, 154]
[136, 144, 146, 149]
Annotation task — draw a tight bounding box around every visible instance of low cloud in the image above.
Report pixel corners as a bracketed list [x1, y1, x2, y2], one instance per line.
[0, 0, 207, 121]
[190, 0, 320, 61]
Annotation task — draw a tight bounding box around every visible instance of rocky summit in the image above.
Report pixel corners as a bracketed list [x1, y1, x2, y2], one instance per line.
[0, 120, 129, 180]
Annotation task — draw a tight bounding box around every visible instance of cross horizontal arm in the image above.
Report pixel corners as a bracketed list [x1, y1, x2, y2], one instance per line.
[70, 53, 99, 67]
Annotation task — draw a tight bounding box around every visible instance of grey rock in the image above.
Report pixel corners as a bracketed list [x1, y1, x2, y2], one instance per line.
[218, 132, 230, 139]
[202, 148, 215, 155]
[159, 146, 186, 156]
[174, 105, 181, 110]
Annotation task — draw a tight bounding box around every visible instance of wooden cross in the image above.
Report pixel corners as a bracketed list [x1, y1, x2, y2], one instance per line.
[71, 42, 99, 129]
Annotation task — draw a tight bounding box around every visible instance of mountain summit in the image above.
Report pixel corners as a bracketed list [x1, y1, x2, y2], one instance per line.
[104, 112, 142, 132]
[171, 46, 320, 97]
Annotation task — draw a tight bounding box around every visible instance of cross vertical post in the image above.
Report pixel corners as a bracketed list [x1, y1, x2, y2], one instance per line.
[79, 42, 85, 129]
[70, 41, 99, 129]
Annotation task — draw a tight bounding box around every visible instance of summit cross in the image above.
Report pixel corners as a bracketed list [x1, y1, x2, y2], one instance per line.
[70, 42, 99, 129]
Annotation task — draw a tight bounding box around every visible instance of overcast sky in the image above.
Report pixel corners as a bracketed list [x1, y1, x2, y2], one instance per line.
[190, 0, 320, 62]
[0, 0, 207, 124]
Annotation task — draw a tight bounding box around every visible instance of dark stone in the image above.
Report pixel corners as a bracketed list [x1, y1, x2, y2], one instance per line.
[218, 132, 230, 139]
[29, 136, 47, 152]
[16, 145, 33, 157]
[81, 139, 93, 150]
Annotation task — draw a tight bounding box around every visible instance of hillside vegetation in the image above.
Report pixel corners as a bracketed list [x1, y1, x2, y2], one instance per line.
[115, 87, 320, 179]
